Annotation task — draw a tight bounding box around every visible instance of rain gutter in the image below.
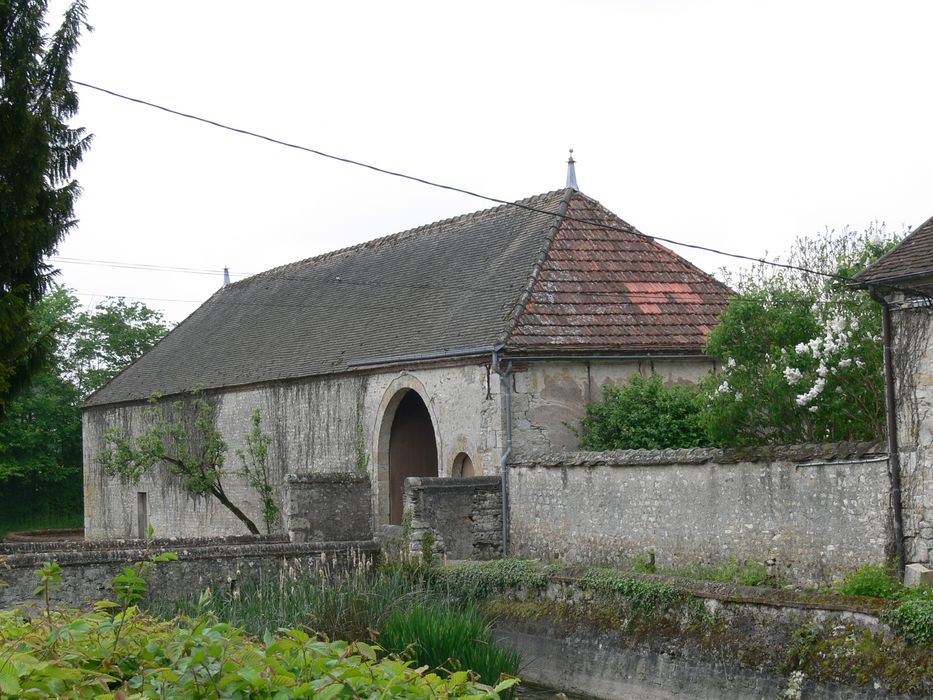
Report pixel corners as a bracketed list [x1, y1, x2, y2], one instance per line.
[876, 293, 906, 579]
[492, 344, 512, 557]
[347, 346, 496, 369]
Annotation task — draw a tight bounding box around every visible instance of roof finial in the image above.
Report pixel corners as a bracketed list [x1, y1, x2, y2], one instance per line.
[566, 149, 578, 191]
[223, 266, 231, 287]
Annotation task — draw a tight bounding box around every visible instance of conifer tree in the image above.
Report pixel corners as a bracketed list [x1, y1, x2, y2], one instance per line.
[0, 0, 91, 419]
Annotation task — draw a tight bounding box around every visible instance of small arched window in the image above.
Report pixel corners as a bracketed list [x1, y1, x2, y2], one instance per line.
[451, 452, 475, 478]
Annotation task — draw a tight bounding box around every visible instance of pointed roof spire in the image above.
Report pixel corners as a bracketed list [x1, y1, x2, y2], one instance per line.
[565, 149, 578, 190]
[223, 266, 231, 287]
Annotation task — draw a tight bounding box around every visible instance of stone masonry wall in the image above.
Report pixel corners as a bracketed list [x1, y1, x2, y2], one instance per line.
[509, 357, 714, 453]
[285, 473, 372, 542]
[83, 361, 502, 539]
[509, 442, 890, 585]
[891, 299, 933, 566]
[402, 476, 502, 560]
[0, 535, 378, 609]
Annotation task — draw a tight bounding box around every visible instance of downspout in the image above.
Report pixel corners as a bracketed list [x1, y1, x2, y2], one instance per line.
[492, 345, 512, 557]
[878, 294, 906, 579]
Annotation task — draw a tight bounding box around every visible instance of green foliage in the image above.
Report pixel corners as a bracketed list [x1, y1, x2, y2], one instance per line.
[421, 530, 436, 566]
[705, 225, 900, 445]
[887, 586, 933, 645]
[98, 391, 261, 534]
[33, 561, 62, 624]
[578, 568, 694, 620]
[833, 564, 901, 599]
[0, 606, 511, 698]
[662, 559, 777, 587]
[0, 0, 91, 419]
[437, 560, 557, 604]
[581, 373, 708, 450]
[783, 621, 933, 694]
[0, 286, 168, 530]
[236, 409, 279, 533]
[379, 602, 520, 688]
[159, 556, 434, 643]
[70, 296, 170, 397]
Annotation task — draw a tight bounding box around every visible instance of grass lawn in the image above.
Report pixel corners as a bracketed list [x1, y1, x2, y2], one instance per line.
[0, 511, 83, 541]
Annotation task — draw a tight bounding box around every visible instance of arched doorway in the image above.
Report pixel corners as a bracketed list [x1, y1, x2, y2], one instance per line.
[387, 390, 438, 524]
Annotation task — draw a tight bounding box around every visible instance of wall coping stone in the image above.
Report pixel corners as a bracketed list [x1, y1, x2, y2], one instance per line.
[285, 472, 369, 484]
[0, 539, 379, 570]
[406, 476, 501, 489]
[0, 533, 287, 556]
[509, 441, 885, 468]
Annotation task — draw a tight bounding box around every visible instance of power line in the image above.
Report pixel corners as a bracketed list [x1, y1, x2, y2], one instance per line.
[54, 256, 237, 277]
[72, 80, 874, 287]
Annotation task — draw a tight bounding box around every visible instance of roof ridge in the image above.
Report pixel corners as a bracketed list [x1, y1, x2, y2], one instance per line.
[227, 189, 567, 289]
[500, 187, 576, 346]
[855, 214, 933, 283]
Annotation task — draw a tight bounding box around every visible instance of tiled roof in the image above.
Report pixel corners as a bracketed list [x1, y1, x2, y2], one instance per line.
[855, 215, 933, 285]
[85, 188, 731, 407]
[507, 193, 732, 350]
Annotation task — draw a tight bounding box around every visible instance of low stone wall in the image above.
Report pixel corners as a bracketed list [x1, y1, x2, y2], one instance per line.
[0, 535, 379, 609]
[509, 442, 891, 584]
[403, 476, 502, 560]
[285, 472, 372, 542]
[487, 571, 927, 699]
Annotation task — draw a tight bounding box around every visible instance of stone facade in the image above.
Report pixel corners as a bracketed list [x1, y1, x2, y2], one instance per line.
[508, 443, 890, 584]
[83, 356, 713, 541]
[402, 476, 502, 560]
[83, 362, 504, 539]
[890, 298, 933, 566]
[285, 473, 372, 543]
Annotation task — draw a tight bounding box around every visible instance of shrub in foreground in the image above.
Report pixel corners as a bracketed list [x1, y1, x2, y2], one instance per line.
[0, 603, 516, 698]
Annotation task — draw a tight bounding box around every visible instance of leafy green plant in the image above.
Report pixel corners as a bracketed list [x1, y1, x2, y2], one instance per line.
[0, 605, 514, 698]
[581, 373, 708, 450]
[379, 602, 520, 688]
[663, 559, 777, 587]
[236, 408, 279, 533]
[437, 560, 557, 604]
[632, 549, 656, 573]
[886, 586, 933, 645]
[422, 530, 436, 566]
[33, 561, 62, 624]
[833, 564, 901, 599]
[579, 568, 693, 620]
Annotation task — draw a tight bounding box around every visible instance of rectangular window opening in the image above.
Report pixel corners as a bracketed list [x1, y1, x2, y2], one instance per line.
[137, 492, 149, 538]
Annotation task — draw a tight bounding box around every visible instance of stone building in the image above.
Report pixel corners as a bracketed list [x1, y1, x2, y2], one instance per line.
[82, 185, 731, 539]
[856, 216, 933, 573]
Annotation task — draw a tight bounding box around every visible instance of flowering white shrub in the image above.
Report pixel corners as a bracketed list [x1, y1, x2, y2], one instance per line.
[703, 225, 901, 446]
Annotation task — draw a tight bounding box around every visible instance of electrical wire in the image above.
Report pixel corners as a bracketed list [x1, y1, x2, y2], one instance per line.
[73, 80, 904, 291]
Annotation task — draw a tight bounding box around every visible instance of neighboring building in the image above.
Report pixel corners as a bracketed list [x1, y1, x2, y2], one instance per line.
[82, 186, 731, 539]
[856, 216, 933, 570]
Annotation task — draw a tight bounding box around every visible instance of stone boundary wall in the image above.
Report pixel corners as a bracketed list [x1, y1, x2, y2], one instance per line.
[0, 537, 379, 609]
[509, 442, 891, 584]
[285, 473, 372, 543]
[491, 573, 920, 699]
[403, 476, 502, 560]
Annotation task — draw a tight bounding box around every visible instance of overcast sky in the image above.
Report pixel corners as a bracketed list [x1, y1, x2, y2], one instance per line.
[49, 0, 933, 325]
